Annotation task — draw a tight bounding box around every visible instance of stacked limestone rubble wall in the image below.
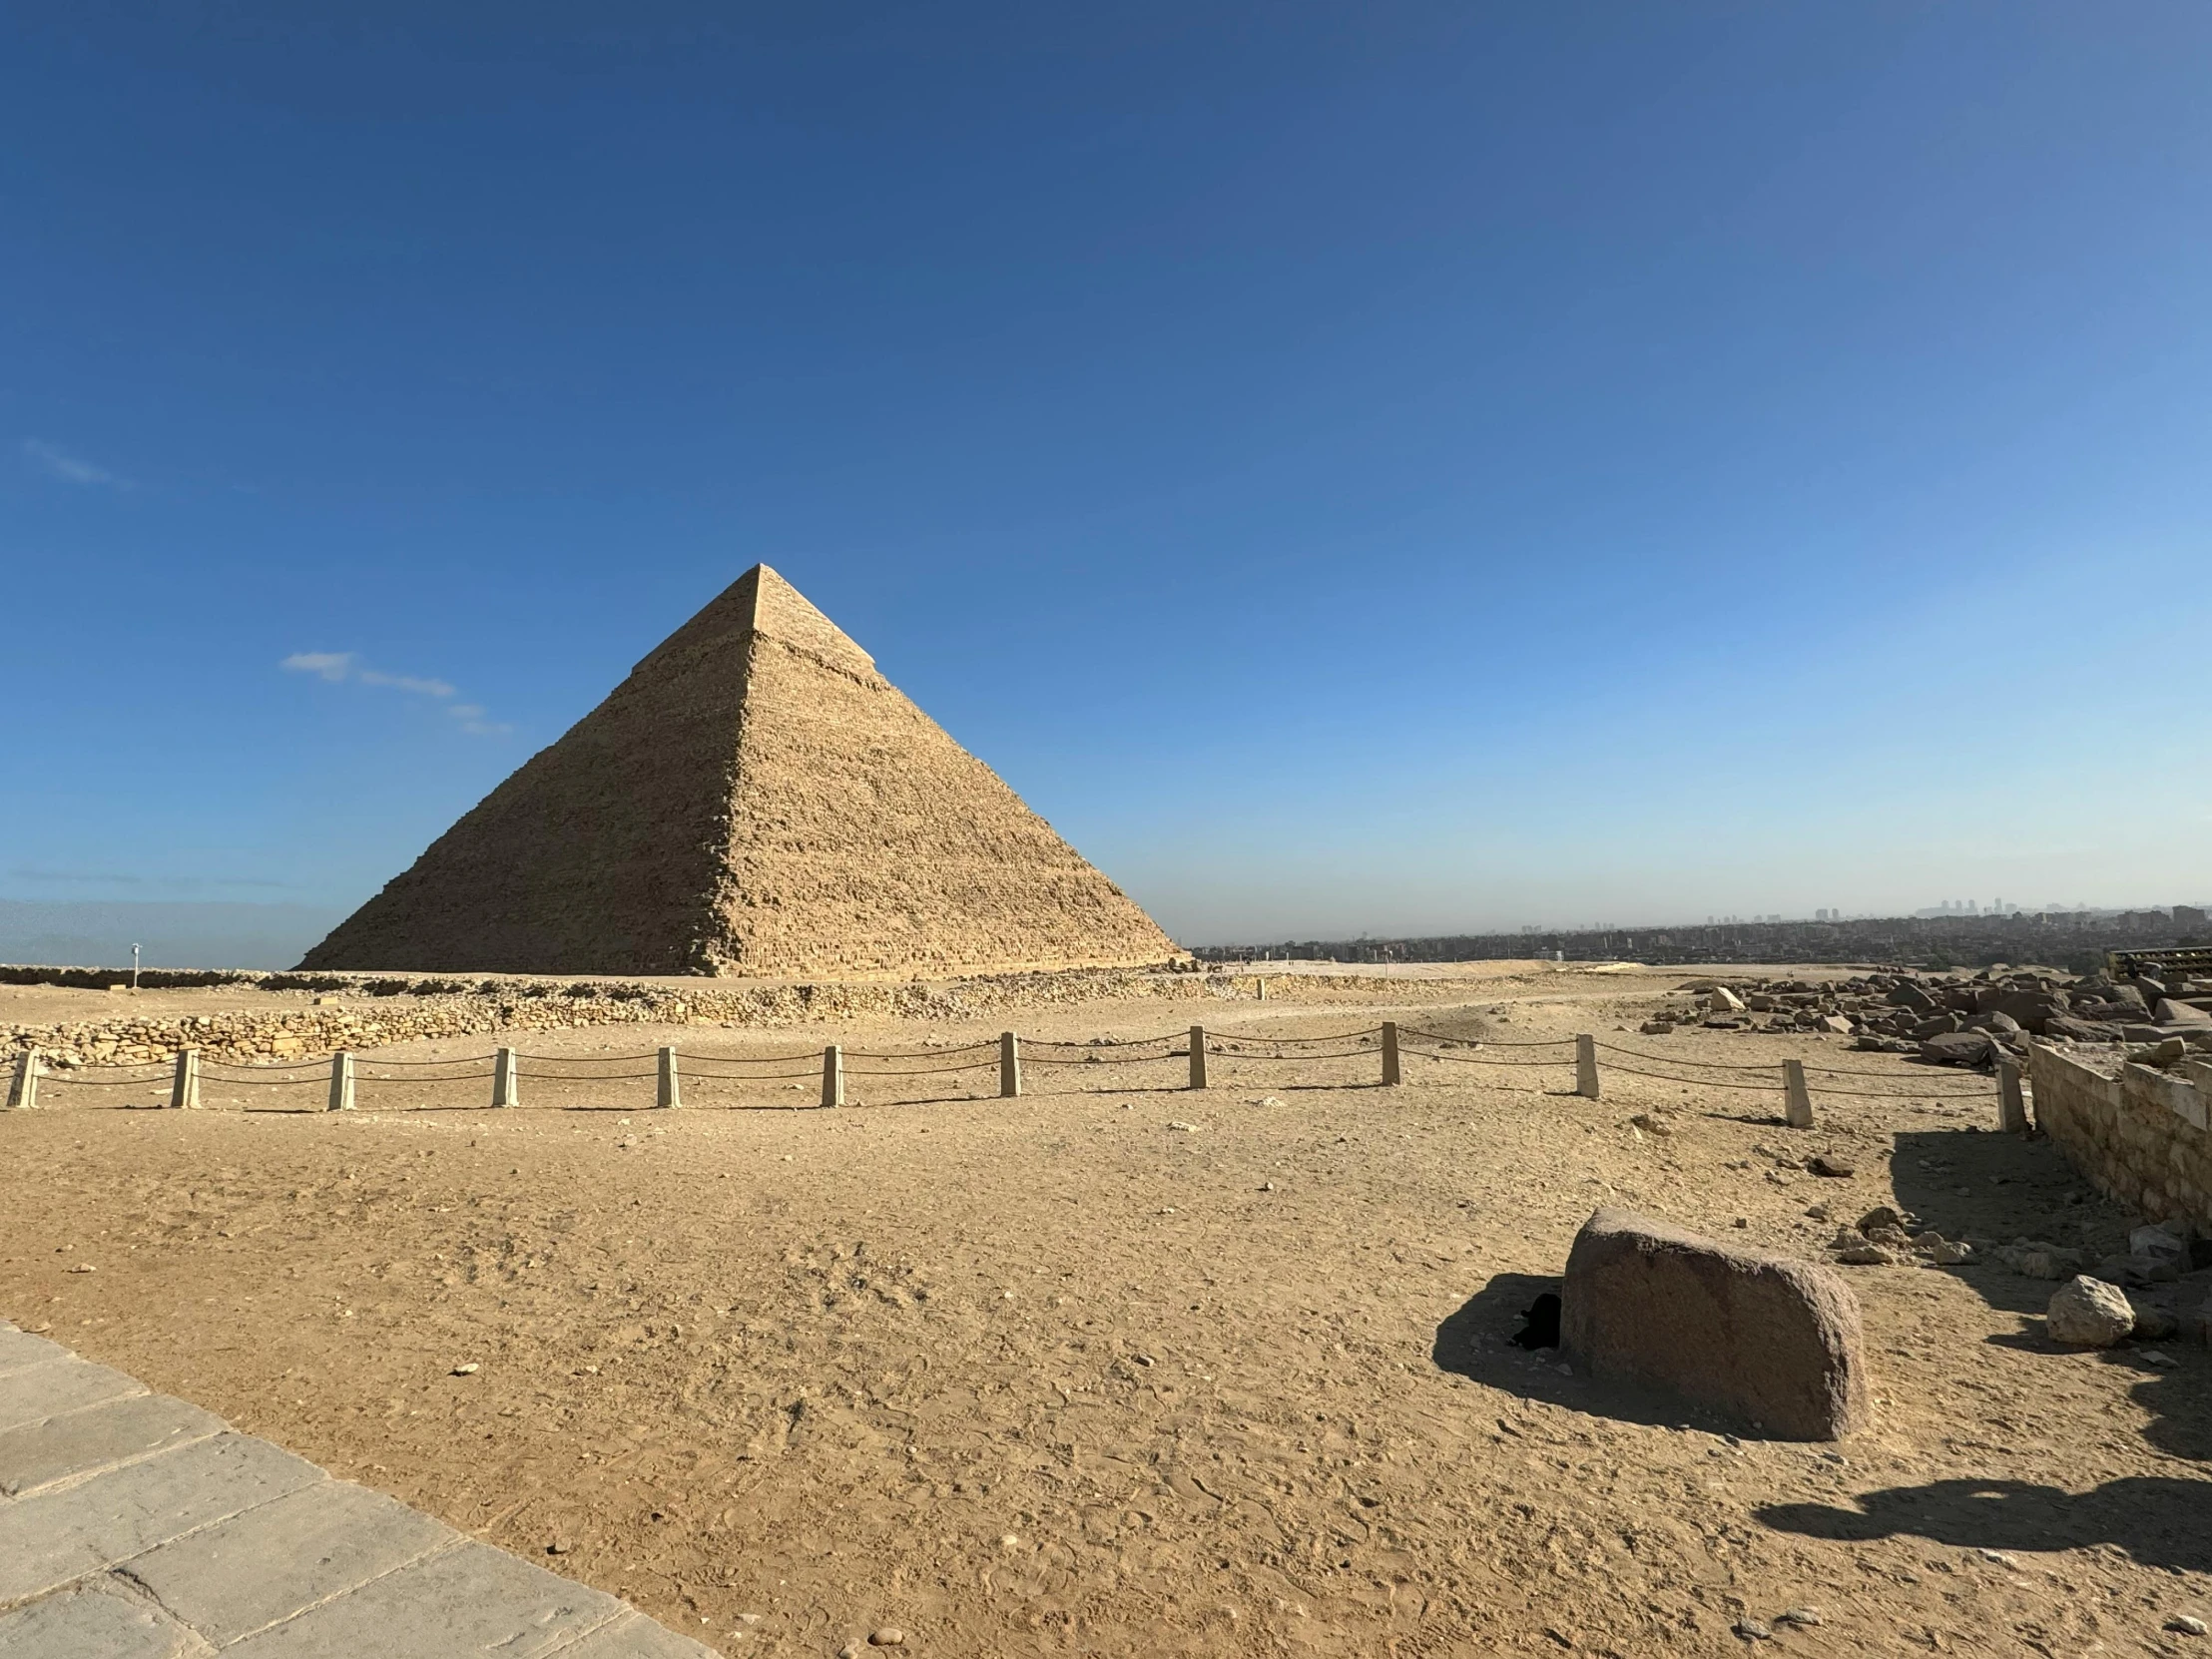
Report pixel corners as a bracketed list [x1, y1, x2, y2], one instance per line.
[1, 964, 1469, 1071]
[2029, 1041, 2212, 1234]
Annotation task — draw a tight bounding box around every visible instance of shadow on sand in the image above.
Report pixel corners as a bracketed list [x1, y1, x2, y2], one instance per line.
[1431, 1272, 1752, 1435]
[1757, 1475, 2212, 1572]
[1885, 1124, 2212, 1465]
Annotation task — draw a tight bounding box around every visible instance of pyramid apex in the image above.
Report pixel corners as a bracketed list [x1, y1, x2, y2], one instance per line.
[638, 563, 874, 678]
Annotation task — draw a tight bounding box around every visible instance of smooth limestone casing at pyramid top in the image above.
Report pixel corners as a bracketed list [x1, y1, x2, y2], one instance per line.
[297, 566, 1179, 977]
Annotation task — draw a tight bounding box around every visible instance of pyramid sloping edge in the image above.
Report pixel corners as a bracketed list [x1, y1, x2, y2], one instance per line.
[297, 566, 1179, 977]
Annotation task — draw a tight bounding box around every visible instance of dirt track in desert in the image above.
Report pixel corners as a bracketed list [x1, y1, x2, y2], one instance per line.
[6, 965, 2211, 1657]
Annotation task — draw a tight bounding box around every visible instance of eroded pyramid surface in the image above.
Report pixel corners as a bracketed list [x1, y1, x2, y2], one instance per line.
[297, 567, 1178, 976]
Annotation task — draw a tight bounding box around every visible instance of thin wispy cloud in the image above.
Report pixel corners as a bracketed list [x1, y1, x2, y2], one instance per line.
[281, 652, 510, 736]
[22, 438, 130, 488]
[358, 668, 457, 697]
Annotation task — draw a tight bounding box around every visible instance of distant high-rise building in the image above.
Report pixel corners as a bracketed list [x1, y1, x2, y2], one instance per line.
[2178, 904, 2208, 928]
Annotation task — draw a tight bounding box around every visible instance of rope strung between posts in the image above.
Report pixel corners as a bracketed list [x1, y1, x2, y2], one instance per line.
[1397, 1028, 1572, 1048]
[1798, 1059, 1992, 1078]
[1400, 1048, 1571, 1068]
[35, 1073, 173, 1088]
[1800, 1082, 1997, 1100]
[514, 1050, 661, 1064]
[1591, 1042, 1779, 1072]
[677, 1079, 827, 1092]
[508, 1079, 663, 1092]
[1022, 1031, 1186, 1050]
[673, 1049, 821, 1066]
[1594, 1061, 1785, 1092]
[1207, 1047, 1377, 1062]
[1021, 1050, 1188, 1067]
[355, 1079, 495, 1092]
[839, 1041, 1001, 1061]
[348, 1053, 499, 1067]
[1206, 1027, 1383, 1046]
[835, 1066, 995, 1079]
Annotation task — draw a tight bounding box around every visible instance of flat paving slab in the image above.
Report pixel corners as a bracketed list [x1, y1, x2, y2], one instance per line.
[0, 1319, 720, 1657]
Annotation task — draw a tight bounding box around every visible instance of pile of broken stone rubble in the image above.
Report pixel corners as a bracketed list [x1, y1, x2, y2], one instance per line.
[1638, 964, 2212, 1072]
[1814, 1194, 2210, 1351]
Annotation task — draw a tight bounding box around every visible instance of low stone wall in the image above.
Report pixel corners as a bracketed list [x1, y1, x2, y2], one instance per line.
[2028, 1042, 2212, 1232]
[2, 965, 1468, 1071]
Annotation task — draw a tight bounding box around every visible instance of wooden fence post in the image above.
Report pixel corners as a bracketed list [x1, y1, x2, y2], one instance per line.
[658, 1045, 682, 1109]
[493, 1047, 518, 1108]
[1188, 1025, 1208, 1090]
[171, 1048, 200, 1111]
[6, 1049, 41, 1110]
[1575, 1034, 1599, 1099]
[821, 1044, 843, 1108]
[1783, 1059, 1814, 1128]
[1997, 1059, 2027, 1134]
[1381, 1021, 1400, 1085]
[326, 1050, 353, 1113]
[999, 1031, 1020, 1098]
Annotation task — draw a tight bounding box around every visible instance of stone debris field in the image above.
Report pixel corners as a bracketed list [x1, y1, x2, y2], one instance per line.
[5, 960, 2212, 1657]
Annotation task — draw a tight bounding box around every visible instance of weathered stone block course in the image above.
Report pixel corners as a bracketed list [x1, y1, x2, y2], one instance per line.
[2031, 1042, 2212, 1233]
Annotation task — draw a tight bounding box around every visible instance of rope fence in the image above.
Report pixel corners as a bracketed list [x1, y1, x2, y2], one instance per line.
[4, 1019, 2016, 1130]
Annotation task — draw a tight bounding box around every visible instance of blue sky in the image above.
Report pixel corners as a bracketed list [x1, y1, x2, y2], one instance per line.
[4, 2, 2208, 953]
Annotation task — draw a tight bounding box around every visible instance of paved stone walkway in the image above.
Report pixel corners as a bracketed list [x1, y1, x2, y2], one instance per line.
[0, 1319, 720, 1657]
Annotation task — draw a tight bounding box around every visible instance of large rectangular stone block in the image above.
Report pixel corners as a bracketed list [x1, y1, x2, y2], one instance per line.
[0, 1390, 226, 1497]
[122, 1476, 457, 1647]
[0, 1327, 70, 1381]
[224, 1539, 627, 1659]
[0, 1581, 197, 1659]
[0, 1434, 323, 1604]
[1561, 1208, 1870, 1440]
[0, 1357, 145, 1434]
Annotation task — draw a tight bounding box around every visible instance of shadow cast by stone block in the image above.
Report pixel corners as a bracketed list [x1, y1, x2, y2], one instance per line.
[1431, 1274, 1747, 1435]
[1756, 1475, 2212, 1572]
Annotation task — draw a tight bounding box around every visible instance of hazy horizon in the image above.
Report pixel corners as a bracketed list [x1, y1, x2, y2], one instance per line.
[3, 892, 2204, 974]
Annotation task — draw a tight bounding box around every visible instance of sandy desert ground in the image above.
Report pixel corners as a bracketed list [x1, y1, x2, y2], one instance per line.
[5, 964, 2209, 1657]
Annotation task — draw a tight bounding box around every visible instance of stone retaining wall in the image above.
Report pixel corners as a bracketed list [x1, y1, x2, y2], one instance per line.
[3, 965, 1467, 1071]
[2028, 1041, 2212, 1233]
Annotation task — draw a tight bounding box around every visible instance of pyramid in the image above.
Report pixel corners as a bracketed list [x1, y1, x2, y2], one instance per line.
[297, 566, 1179, 977]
